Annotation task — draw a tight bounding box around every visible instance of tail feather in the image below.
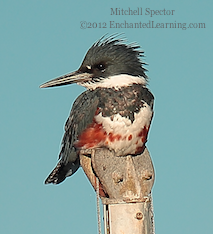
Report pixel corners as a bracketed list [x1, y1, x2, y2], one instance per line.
[45, 159, 80, 184]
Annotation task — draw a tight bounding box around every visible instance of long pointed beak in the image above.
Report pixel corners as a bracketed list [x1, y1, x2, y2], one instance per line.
[40, 71, 92, 88]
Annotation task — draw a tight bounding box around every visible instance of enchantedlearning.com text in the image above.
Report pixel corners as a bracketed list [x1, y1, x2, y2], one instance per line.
[80, 20, 206, 30]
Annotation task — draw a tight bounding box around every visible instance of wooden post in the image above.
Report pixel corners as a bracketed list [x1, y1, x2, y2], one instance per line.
[103, 200, 154, 234]
[80, 147, 155, 234]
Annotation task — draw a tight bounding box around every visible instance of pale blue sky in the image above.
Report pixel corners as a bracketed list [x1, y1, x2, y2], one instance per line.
[1, 1, 212, 233]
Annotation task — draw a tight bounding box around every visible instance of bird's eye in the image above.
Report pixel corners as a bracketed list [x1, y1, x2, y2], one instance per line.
[96, 63, 106, 72]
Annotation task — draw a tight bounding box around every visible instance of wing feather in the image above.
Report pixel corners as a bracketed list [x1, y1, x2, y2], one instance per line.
[45, 90, 99, 184]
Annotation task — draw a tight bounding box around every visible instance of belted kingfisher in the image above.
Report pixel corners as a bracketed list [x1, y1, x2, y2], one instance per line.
[40, 34, 154, 185]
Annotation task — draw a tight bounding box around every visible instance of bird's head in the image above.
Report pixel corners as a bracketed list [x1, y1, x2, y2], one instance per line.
[40, 34, 148, 90]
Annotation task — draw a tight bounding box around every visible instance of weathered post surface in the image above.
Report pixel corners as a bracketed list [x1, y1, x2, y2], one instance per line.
[80, 147, 155, 234]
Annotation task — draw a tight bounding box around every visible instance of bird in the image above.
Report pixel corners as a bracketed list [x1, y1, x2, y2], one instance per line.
[40, 34, 154, 185]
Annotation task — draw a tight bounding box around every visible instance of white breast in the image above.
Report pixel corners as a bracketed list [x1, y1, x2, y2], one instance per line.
[94, 103, 153, 156]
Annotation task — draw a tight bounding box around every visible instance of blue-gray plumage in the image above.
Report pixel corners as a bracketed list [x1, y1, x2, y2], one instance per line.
[40, 34, 154, 185]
